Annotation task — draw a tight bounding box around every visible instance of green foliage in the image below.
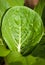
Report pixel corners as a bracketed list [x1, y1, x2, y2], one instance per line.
[0, 45, 10, 57]
[34, 0, 45, 16]
[0, 0, 45, 65]
[2, 6, 44, 56]
[0, 0, 24, 57]
[0, 39, 10, 57]
[42, 6, 45, 31]
[0, 0, 24, 25]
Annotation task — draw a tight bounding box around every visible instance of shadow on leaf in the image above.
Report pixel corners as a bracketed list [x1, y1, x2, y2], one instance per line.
[32, 58, 45, 65]
[32, 35, 45, 59]
[9, 61, 23, 65]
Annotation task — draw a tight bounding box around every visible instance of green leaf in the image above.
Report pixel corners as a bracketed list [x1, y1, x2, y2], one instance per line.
[42, 6, 45, 33]
[0, 0, 24, 25]
[32, 35, 45, 58]
[2, 6, 44, 56]
[5, 50, 37, 65]
[34, 0, 45, 16]
[0, 0, 24, 57]
[0, 39, 10, 57]
[5, 51, 28, 65]
[0, 45, 10, 57]
[5, 35, 45, 65]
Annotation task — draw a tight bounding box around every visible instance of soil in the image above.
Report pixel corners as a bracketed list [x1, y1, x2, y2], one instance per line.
[0, 57, 5, 65]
